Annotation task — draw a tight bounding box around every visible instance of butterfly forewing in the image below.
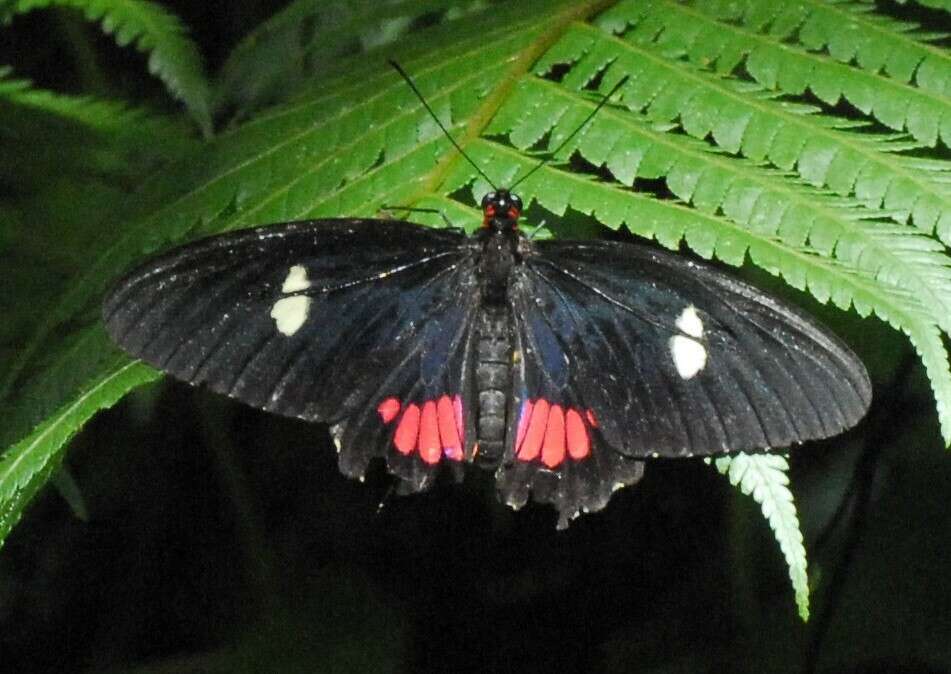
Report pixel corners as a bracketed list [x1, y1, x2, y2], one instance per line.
[511, 239, 871, 459]
[104, 219, 481, 482]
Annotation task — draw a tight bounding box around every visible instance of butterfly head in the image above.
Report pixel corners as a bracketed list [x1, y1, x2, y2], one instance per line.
[481, 189, 523, 231]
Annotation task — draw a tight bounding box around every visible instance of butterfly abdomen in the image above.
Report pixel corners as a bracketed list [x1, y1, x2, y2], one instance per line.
[474, 306, 512, 465]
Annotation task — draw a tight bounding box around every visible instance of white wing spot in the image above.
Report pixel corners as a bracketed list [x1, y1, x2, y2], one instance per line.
[669, 335, 707, 379]
[281, 264, 311, 293]
[675, 304, 703, 338]
[670, 304, 706, 379]
[271, 296, 311, 336]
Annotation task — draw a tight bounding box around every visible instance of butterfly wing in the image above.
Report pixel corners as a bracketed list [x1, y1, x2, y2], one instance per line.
[497, 238, 871, 526]
[103, 219, 480, 488]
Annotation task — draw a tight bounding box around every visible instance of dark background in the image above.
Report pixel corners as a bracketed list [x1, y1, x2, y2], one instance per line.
[3, 2, 951, 673]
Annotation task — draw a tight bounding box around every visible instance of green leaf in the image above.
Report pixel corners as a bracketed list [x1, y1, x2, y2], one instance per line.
[622, 0, 951, 141]
[0, 67, 194, 402]
[214, 0, 491, 118]
[2, 0, 212, 135]
[712, 453, 811, 621]
[0, 359, 158, 549]
[573, 13, 951, 241]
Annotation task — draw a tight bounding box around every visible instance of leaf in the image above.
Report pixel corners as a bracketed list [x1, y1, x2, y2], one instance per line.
[0, 67, 195, 401]
[561, 16, 951, 242]
[0, 359, 159, 549]
[711, 453, 811, 621]
[599, 0, 950, 145]
[2, 0, 212, 135]
[214, 0, 490, 118]
[3, 0, 949, 552]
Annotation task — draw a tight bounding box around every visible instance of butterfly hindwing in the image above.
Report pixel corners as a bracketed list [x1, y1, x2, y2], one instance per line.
[104, 219, 481, 488]
[492, 270, 646, 527]
[331, 292, 480, 491]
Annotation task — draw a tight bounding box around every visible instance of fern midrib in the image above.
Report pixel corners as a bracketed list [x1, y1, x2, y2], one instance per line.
[667, 0, 948, 109]
[581, 23, 948, 209]
[535, 78, 951, 332]
[810, 0, 950, 71]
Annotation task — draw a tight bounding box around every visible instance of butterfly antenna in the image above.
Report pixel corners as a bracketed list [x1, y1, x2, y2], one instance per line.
[389, 60, 497, 190]
[509, 75, 629, 192]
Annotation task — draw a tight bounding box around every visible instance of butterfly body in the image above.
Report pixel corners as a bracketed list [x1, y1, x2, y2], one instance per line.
[103, 188, 870, 527]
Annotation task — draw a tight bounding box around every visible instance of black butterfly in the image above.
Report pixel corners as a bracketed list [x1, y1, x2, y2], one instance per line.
[102, 67, 871, 528]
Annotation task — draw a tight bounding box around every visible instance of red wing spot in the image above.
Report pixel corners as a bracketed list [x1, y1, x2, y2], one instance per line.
[453, 395, 464, 446]
[515, 400, 534, 451]
[517, 399, 549, 462]
[393, 403, 420, 455]
[418, 401, 441, 464]
[437, 395, 463, 461]
[565, 409, 590, 460]
[586, 409, 599, 428]
[377, 397, 401, 424]
[542, 405, 566, 468]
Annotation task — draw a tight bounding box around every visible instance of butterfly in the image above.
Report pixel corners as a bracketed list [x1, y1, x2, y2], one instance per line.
[102, 65, 871, 529]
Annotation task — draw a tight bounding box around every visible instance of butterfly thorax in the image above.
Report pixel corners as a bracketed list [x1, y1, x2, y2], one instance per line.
[475, 189, 522, 303]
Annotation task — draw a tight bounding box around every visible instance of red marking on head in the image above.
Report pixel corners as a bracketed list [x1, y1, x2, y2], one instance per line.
[515, 400, 533, 451]
[482, 204, 496, 228]
[586, 409, 599, 428]
[565, 409, 590, 460]
[542, 405, 566, 468]
[517, 399, 549, 461]
[394, 403, 420, 455]
[507, 207, 520, 221]
[418, 401, 441, 464]
[377, 397, 401, 424]
[437, 395, 463, 461]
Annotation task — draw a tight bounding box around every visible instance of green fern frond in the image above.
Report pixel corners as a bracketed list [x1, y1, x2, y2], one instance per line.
[2, 0, 212, 135]
[543, 21, 951, 243]
[712, 454, 810, 620]
[627, 0, 950, 125]
[0, 66, 190, 150]
[215, 0, 490, 118]
[0, 359, 158, 549]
